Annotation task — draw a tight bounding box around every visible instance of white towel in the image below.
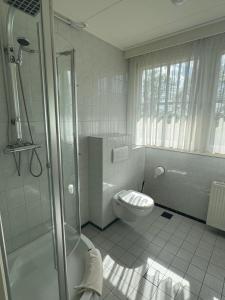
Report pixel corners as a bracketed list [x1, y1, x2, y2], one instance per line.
[75, 248, 103, 296]
[80, 291, 101, 300]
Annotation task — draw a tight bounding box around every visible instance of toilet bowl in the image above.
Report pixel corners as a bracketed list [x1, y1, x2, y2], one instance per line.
[112, 190, 154, 222]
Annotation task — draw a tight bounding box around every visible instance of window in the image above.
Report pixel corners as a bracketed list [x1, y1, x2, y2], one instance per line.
[211, 54, 225, 154]
[128, 34, 225, 155]
[140, 60, 194, 149]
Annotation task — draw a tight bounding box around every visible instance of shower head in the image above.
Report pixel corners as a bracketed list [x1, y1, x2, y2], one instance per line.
[16, 37, 30, 64]
[4, 0, 40, 17]
[17, 37, 30, 47]
[17, 37, 39, 55]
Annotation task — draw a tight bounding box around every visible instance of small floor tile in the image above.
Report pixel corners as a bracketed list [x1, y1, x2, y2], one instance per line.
[175, 287, 198, 300]
[176, 249, 193, 263]
[199, 284, 222, 300]
[203, 273, 223, 294]
[171, 256, 190, 273]
[151, 288, 174, 300]
[186, 264, 205, 283]
[182, 275, 202, 296]
[207, 263, 225, 281]
[191, 255, 208, 272]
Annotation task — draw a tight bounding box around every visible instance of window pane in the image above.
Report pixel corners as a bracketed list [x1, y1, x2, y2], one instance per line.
[141, 60, 194, 149]
[212, 54, 225, 154]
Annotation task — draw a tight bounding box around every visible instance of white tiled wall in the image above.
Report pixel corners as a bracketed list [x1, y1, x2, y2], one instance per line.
[88, 135, 145, 228]
[55, 19, 128, 225]
[144, 148, 225, 221]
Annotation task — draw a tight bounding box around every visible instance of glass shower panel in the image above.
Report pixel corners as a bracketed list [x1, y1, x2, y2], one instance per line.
[56, 50, 81, 256]
[0, 1, 61, 299]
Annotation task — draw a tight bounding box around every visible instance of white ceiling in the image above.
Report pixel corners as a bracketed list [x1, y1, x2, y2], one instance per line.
[53, 0, 225, 50]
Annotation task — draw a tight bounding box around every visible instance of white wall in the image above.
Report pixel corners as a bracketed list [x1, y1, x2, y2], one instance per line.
[144, 147, 225, 221]
[55, 19, 128, 225]
[88, 135, 145, 228]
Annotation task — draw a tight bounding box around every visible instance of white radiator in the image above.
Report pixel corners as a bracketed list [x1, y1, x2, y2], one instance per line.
[207, 181, 225, 231]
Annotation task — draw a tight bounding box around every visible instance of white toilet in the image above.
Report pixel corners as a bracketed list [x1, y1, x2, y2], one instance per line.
[112, 190, 154, 222]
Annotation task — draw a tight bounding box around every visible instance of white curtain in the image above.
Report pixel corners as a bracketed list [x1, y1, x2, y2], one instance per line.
[127, 33, 225, 154]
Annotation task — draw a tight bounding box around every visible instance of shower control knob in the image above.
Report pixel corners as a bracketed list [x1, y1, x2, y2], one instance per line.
[9, 55, 16, 63]
[68, 184, 74, 195]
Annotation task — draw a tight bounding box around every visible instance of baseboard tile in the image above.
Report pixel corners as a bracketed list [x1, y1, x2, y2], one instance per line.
[155, 203, 206, 224]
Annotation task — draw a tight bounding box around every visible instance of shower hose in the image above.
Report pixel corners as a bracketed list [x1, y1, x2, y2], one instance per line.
[17, 64, 43, 177]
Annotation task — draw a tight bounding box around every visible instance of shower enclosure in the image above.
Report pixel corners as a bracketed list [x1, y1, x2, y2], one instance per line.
[0, 0, 85, 299]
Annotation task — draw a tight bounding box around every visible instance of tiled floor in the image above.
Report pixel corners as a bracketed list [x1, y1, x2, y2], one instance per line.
[82, 206, 225, 300]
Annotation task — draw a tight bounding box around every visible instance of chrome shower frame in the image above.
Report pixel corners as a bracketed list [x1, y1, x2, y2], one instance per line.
[56, 48, 82, 240]
[37, 0, 82, 298]
[38, 1, 69, 299]
[0, 5, 13, 300]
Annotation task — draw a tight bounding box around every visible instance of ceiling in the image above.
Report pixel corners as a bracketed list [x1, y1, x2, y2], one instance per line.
[53, 0, 225, 50]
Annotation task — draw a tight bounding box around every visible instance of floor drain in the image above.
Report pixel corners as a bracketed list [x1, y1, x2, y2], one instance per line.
[161, 211, 173, 219]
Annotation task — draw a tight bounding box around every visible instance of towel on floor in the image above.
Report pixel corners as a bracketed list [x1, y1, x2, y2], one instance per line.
[80, 291, 101, 300]
[75, 248, 103, 297]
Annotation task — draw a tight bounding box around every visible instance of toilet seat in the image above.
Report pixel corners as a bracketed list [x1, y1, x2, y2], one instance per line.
[117, 190, 154, 209]
[113, 190, 154, 222]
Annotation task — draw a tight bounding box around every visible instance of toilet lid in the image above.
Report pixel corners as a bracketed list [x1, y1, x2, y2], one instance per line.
[118, 190, 154, 209]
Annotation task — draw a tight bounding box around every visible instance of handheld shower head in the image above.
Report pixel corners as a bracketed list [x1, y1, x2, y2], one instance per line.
[16, 37, 30, 65]
[17, 37, 30, 47]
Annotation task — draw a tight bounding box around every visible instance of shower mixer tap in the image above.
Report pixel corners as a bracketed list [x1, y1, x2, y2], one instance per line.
[3, 17, 42, 177]
[5, 46, 17, 64]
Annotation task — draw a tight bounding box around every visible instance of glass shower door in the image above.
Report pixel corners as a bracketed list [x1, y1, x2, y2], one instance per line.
[56, 50, 81, 256]
[0, 1, 81, 300]
[0, 1, 65, 300]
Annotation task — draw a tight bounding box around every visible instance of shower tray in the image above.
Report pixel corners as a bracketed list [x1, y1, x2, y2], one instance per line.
[8, 232, 94, 300]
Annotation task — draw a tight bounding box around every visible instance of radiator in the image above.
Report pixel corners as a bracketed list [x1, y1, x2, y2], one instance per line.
[207, 181, 225, 231]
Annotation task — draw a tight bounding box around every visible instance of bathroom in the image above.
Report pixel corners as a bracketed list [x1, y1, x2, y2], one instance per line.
[0, 0, 225, 299]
